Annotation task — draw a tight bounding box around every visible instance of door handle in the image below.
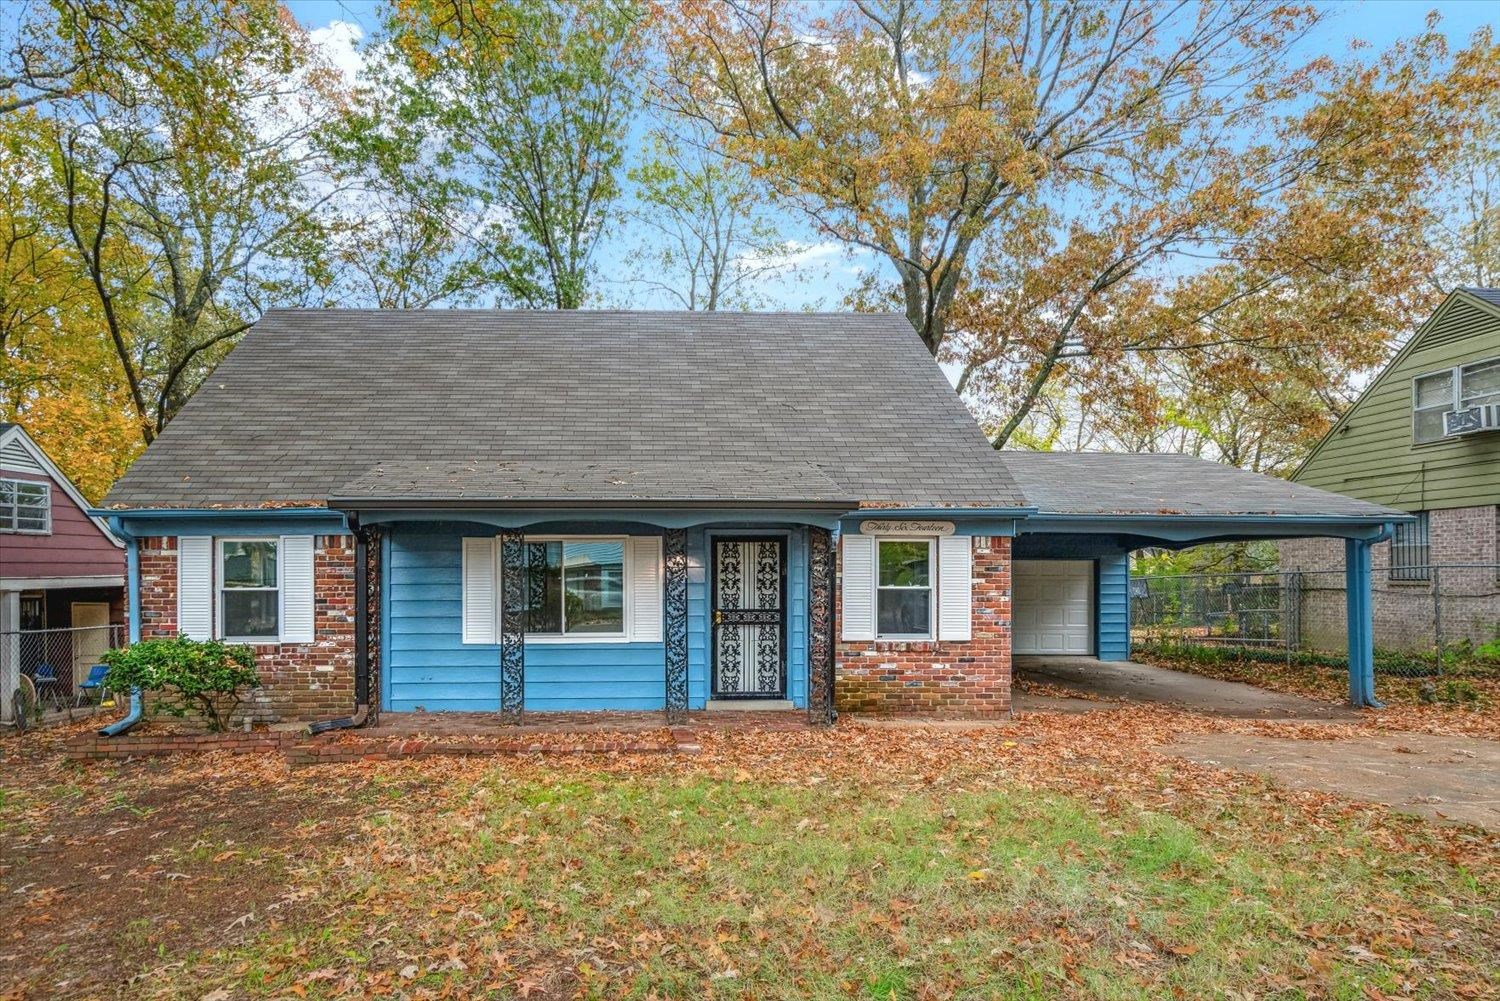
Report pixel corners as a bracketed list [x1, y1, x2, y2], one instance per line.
[713, 609, 722, 626]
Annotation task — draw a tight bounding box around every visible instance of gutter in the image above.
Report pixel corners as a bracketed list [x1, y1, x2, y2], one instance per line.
[306, 513, 372, 735]
[326, 496, 862, 512]
[99, 517, 143, 737]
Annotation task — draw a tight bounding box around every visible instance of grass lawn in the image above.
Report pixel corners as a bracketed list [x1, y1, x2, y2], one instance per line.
[1, 712, 1495, 999]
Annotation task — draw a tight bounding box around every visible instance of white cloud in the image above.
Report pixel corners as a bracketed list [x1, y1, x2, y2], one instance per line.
[307, 21, 368, 85]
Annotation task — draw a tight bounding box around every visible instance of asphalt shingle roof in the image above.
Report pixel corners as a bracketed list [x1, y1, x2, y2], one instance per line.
[104, 310, 1027, 510]
[1000, 451, 1400, 519]
[1460, 287, 1500, 308]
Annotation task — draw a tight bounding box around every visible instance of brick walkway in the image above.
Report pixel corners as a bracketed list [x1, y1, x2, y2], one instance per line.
[363, 709, 816, 737]
[65, 710, 822, 767]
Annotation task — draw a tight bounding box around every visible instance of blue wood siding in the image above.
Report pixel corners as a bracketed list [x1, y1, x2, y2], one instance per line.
[383, 522, 809, 712]
[1096, 553, 1131, 661]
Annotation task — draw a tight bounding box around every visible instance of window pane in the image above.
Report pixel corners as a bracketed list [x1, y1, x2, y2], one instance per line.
[564, 541, 625, 633]
[15, 482, 46, 503]
[222, 590, 278, 637]
[878, 541, 930, 586]
[222, 541, 277, 587]
[878, 589, 930, 635]
[1414, 371, 1453, 409]
[1461, 360, 1500, 405]
[526, 542, 563, 634]
[1413, 408, 1447, 444]
[15, 513, 47, 532]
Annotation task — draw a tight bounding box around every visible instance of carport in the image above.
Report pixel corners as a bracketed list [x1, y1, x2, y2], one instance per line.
[1001, 453, 1411, 707]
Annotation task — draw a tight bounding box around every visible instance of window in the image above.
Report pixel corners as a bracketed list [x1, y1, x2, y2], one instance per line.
[1412, 357, 1500, 444]
[0, 478, 50, 533]
[877, 539, 933, 637]
[525, 538, 626, 637]
[1412, 371, 1454, 444]
[1389, 511, 1430, 582]
[219, 539, 280, 640]
[1461, 358, 1500, 408]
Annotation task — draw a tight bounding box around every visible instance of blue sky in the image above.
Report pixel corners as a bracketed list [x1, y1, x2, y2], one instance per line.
[283, 0, 1500, 311]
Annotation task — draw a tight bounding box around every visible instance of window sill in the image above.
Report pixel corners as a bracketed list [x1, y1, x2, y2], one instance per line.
[0, 528, 51, 535]
[525, 634, 634, 645]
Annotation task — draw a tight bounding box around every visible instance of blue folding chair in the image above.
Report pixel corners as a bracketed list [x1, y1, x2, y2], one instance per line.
[76, 664, 109, 707]
[30, 664, 61, 712]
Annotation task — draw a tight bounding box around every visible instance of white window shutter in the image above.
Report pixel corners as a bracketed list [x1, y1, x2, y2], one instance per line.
[938, 535, 973, 641]
[629, 536, 663, 642]
[279, 535, 316, 644]
[840, 534, 875, 641]
[176, 536, 213, 640]
[461, 537, 498, 644]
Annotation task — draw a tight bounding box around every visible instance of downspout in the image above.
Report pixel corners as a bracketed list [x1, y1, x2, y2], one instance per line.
[306, 514, 372, 735]
[1347, 523, 1396, 710]
[99, 518, 143, 737]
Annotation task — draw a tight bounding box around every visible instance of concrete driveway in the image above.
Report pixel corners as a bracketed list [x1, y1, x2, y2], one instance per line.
[1015, 655, 1355, 720]
[1160, 731, 1500, 830]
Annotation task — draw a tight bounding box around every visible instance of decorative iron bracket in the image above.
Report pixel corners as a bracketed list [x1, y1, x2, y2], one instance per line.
[664, 528, 689, 723]
[499, 529, 526, 723]
[808, 526, 836, 725]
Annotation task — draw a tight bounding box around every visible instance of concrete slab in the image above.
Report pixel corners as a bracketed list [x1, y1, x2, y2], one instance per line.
[1015, 655, 1355, 720]
[1159, 731, 1500, 831]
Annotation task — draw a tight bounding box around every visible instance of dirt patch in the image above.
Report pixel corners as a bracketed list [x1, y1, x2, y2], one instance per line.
[1158, 731, 1500, 830]
[0, 731, 433, 1000]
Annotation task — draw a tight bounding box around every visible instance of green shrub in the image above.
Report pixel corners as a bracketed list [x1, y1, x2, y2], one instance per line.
[1421, 679, 1489, 708]
[102, 637, 261, 732]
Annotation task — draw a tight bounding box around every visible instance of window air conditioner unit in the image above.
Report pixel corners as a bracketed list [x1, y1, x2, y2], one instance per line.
[1443, 404, 1500, 436]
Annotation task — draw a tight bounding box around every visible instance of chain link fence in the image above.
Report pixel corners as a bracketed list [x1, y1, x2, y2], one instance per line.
[1131, 564, 1500, 678]
[0, 624, 127, 727]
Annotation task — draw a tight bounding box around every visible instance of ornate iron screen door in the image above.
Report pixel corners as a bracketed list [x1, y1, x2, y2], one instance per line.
[712, 538, 787, 698]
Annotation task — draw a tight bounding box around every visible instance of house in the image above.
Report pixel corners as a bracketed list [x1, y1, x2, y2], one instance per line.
[0, 424, 126, 720]
[98, 310, 1404, 724]
[1281, 287, 1500, 652]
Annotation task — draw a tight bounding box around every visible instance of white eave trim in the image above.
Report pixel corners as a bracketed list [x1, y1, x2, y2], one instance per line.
[0, 574, 126, 591]
[0, 426, 124, 548]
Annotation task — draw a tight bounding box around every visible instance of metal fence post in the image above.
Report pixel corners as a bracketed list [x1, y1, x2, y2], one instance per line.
[1432, 565, 1443, 675]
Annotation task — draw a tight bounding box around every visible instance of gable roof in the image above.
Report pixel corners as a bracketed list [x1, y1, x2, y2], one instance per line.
[1001, 451, 1398, 519]
[1291, 287, 1500, 485]
[0, 424, 123, 545]
[104, 310, 1028, 510]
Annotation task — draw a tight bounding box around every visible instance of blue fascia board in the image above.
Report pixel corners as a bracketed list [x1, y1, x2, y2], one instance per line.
[100, 507, 350, 537]
[348, 507, 845, 530]
[1019, 512, 1408, 543]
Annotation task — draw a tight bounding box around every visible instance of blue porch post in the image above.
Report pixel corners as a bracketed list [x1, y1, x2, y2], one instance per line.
[1345, 538, 1382, 708]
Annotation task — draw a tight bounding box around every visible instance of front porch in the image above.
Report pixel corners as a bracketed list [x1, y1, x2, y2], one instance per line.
[354, 510, 839, 724]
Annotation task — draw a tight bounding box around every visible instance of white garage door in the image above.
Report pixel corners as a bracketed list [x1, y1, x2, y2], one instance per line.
[1013, 560, 1092, 655]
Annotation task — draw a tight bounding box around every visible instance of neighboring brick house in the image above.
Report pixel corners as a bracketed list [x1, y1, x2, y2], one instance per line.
[1281, 287, 1500, 652]
[0, 424, 126, 720]
[99, 310, 1403, 725]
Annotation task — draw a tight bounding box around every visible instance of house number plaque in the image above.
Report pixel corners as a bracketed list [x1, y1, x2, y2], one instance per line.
[858, 520, 955, 536]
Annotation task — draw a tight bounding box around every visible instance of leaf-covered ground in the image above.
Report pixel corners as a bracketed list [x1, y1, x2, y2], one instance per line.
[1131, 649, 1500, 740]
[1, 710, 1495, 1000]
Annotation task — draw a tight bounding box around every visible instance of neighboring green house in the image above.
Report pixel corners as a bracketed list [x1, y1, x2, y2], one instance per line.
[1282, 287, 1500, 651]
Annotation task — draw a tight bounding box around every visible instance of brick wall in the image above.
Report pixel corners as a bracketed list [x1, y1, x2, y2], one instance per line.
[1278, 505, 1499, 652]
[137, 535, 356, 722]
[834, 535, 1012, 716]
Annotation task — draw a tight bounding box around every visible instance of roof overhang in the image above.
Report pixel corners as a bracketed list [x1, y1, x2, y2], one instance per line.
[1019, 512, 1411, 546]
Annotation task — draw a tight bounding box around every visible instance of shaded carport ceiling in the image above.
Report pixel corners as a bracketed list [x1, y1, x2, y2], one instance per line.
[1000, 451, 1407, 547]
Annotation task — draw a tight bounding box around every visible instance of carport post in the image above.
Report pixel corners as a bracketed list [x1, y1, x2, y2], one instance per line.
[1345, 538, 1382, 708]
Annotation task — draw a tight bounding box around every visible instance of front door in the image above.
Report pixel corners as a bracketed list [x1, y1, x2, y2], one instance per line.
[711, 538, 786, 699]
[70, 601, 111, 685]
